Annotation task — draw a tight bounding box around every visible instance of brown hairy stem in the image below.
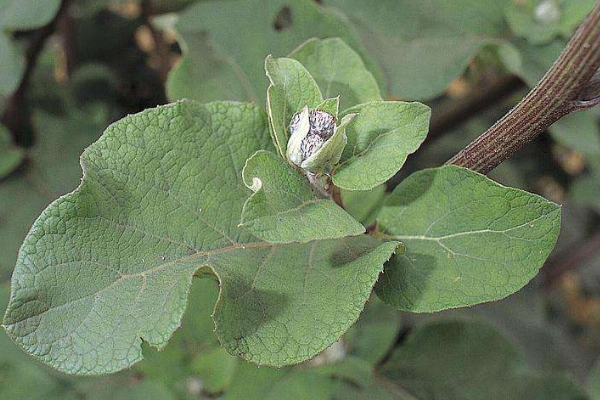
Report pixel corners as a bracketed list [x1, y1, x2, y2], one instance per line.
[447, 2, 600, 174]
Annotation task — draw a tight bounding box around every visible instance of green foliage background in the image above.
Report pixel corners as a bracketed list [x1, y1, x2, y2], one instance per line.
[1, 0, 600, 399]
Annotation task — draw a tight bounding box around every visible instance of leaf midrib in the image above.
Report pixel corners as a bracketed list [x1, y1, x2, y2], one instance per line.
[338, 119, 427, 170]
[386, 212, 554, 243]
[3, 241, 273, 327]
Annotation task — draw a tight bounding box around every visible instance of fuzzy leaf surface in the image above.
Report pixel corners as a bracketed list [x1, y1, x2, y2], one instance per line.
[289, 38, 382, 110]
[375, 166, 561, 312]
[241, 150, 364, 243]
[166, 0, 376, 104]
[3, 101, 398, 374]
[326, 0, 510, 100]
[332, 101, 430, 191]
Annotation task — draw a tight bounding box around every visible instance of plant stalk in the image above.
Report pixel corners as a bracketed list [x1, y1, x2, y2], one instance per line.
[447, 2, 600, 174]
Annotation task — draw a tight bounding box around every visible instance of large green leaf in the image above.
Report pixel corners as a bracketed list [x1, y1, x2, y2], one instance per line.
[332, 101, 431, 191]
[325, 0, 510, 100]
[380, 320, 586, 400]
[289, 38, 382, 111]
[0, 0, 62, 96]
[166, 0, 375, 105]
[3, 101, 399, 374]
[218, 299, 402, 400]
[375, 165, 561, 312]
[241, 150, 364, 243]
[2, 282, 182, 400]
[0, 285, 74, 400]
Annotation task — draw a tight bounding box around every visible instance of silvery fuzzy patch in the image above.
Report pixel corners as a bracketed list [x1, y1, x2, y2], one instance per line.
[289, 109, 336, 163]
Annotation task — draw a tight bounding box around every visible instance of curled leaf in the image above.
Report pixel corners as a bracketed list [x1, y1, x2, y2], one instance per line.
[241, 150, 365, 243]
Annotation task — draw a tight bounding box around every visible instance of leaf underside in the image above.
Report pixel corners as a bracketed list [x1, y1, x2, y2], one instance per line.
[166, 0, 375, 104]
[381, 320, 587, 400]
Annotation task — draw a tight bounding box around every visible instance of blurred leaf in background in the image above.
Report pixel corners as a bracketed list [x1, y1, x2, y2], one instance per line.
[325, 0, 511, 100]
[0, 0, 62, 95]
[166, 0, 376, 104]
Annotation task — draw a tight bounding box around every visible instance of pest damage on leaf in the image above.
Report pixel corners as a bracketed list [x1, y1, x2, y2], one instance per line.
[287, 106, 337, 165]
[273, 6, 293, 31]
